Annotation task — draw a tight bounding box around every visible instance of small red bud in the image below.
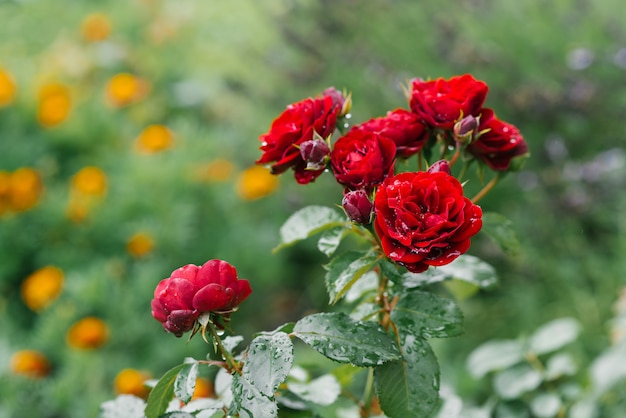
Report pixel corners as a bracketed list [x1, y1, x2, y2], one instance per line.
[427, 160, 452, 175]
[300, 139, 330, 170]
[323, 87, 351, 117]
[342, 189, 374, 224]
[453, 115, 479, 144]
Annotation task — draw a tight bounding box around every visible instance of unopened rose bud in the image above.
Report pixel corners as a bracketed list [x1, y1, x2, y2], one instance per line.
[342, 189, 374, 224]
[427, 160, 452, 175]
[323, 87, 351, 117]
[453, 115, 479, 144]
[300, 138, 330, 170]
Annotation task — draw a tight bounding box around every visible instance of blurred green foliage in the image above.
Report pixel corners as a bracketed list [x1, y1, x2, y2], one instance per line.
[1, 0, 625, 417]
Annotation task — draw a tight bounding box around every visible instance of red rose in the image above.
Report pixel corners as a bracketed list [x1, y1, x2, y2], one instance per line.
[469, 108, 529, 171]
[151, 260, 252, 337]
[330, 130, 396, 191]
[352, 109, 429, 158]
[409, 74, 488, 129]
[257, 92, 341, 184]
[374, 171, 482, 273]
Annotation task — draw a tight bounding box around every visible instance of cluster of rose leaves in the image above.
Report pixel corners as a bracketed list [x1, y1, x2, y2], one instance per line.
[150, 74, 528, 338]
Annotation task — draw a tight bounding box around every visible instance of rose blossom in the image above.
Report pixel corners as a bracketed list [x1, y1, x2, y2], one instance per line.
[330, 130, 396, 191]
[256, 90, 343, 184]
[351, 109, 429, 158]
[468, 108, 529, 171]
[151, 260, 252, 337]
[374, 171, 482, 273]
[342, 189, 374, 224]
[409, 74, 488, 130]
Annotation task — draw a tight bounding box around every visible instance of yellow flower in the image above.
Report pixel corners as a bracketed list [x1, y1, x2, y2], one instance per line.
[135, 124, 174, 154]
[194, 159, 235, 183]
[21, 266, 64, 311]
[9, 167, 43, 211]
[236, 166, 279, 201]
[105, 73, 149, 108]
[126, 232, 155, 258]
[67, 316, 109, 349]
[65, 197, 90, 223]
[81, 13, 112, 42]
[192, 377, 215, 400]
[10, 350, 51, 378]
[37, 82, 72, 127]
[0, 67, 17, 107]
[71, 166, 107, 196]
[114, 368, 151, 398]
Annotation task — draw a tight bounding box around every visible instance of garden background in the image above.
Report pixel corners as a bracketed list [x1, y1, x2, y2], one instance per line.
[1, 0, 625, 417]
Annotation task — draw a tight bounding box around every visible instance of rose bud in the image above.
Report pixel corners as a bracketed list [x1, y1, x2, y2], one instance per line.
[151, 260, 252, 337]
[342, 189, 374, 224]
[323, 87, 351, 117]
[299, 138, 331, 171]
[453, 115, 479, 144]
[427, 160, 452, 175]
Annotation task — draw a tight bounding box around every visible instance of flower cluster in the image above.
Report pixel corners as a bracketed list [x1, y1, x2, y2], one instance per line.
[256, 74, 529, 272]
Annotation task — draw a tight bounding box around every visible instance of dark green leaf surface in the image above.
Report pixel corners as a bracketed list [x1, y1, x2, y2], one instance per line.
[375, 335, 440, 418]
[145, 363, 186, 418]
[404, 255, 497, 289]
[293, 312, 400, 366]
[274, 206, 346, 252]
[391, 290, 464, 339]
[317, 226, 350, 257]
[324, 250, 380, 305]
[232, 373, 278, 418]
[481, 212, 522, 256]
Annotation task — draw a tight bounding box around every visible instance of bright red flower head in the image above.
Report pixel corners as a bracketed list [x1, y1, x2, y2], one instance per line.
[330, 130, 396, 191]
[256, 90, 343, 184]
[352, 109, 429, 158]
[374, 171, 482, 273]
[409, 74, 488, 130]
[151, 260, 252, 337]
[468, 108, 529, 171]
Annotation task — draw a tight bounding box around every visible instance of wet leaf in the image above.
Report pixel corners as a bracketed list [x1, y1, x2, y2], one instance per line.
[293, 312, 400, 366]
[530, 393, 562, 418]
[274, 206, 346, 252]
[467, 339, 525, 378]
[174, 360, 199, 404]
[317, 226, 350, 257]
[324, 250, 380, 305]
[391, 290, 464, 339]
[493, 363, 543, 399]
[145, 363, 187, 418]
[528, 317, 580, 355]
[288, 374, 341, 406]
[243, 332, 293, 398]
[375, 335, 440, 418]
[232, 373, 278, 418]
[98, 395, 145, 418]
[405, 255, 497, 289]
[481, 212, 522, 256]
[590, 339, 626, 396]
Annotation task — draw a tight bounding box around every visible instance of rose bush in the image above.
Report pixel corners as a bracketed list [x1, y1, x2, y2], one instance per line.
[256, 90, 343, 184]
[469, 108, 529, 171]
[150, 259, 252, 337]
[409, 74, 488, 129]
[374, 170, 483, 273]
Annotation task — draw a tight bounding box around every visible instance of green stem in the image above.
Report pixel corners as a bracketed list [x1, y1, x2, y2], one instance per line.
[471, 174, 500, 204]
[457, 160, 471, 182]
[207, 322, 241, 375]
[360, 367, 376, 417]
[417, 150, 424, 172]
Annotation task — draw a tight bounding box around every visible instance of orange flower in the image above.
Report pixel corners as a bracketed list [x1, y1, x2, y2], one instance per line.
[66, 198, 90, 223]
[81, 13, 112, 42]
[236, 166, 279, 201]
[21, 266, 64, 311]
[37, 82, 72, 127]
[10, 350, 51, 378]
[126, 232, 155, 258]
[67, 317, 109, 349]
[192, 377, 215, 400]
[9, 167, 43, 211]
[194, 159, 235, 183]
[135, 125, 174, 154]
[105, 73, 149, 107]
[71, 166, 107, 196]
[114, 368, 151, 398]
[0, 67, 17, 107]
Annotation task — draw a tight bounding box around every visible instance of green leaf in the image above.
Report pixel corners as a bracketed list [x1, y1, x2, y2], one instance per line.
[590, 339, 626, 396]
[221, 335, 244, 353]
[467, 339, 525, 378]
[390, 290, 464, 339]
[293, 312, 401, 366]
[481, 212, 522, 256]
[288, 374, 341, 406]
[528, 317, 580, 355]
[145, 363, 187, 418]
[243, 332, 293, 398]
[324, 250, 380, 305]
[232, 373, 278, 418]
[530, 393, 562, 418]
[406, 255, 497, 289]
[375, 335, 440, 418]
[317, 226, 349, 257]
[493, 363, 543, 399]
[545, 353, 578, 380]
[274, 206, 346, 252]
[174, 360, 199, 404]
[98, 395, 146, 418]
[492, 400, 531, 418]
[159, 413, 195, 418]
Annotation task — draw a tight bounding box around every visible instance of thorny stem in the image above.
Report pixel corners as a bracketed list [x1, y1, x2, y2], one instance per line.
[207, 322, 242, 375]
[471, 174, 500, 204]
